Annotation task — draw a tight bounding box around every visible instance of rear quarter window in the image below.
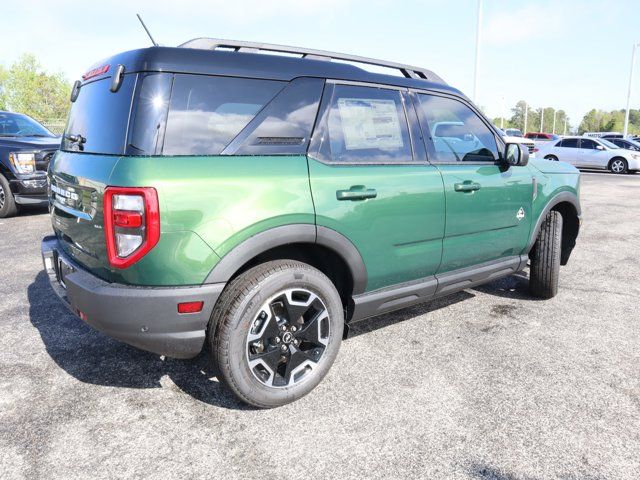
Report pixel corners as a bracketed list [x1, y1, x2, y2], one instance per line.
[162, 75, 285, 156]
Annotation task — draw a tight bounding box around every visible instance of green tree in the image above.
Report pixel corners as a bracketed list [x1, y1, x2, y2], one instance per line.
[0, 54, 71, 122]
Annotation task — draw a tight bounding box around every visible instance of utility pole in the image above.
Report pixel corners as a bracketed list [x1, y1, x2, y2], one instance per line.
[524, 103, 528, 134]
[473, 0, 483, 103]
[624, 42, 639, 137]
[552, 109, 557, 134]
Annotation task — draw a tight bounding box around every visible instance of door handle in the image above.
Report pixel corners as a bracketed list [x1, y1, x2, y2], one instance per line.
[454, 181, 481, 192]
[336, 186, 378, 201]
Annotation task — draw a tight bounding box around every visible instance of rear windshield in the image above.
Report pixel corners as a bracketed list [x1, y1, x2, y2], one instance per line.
[63, 75, 136, 154]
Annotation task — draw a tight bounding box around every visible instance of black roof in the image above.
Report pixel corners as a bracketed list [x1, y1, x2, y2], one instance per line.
[83, 46, 463, 97]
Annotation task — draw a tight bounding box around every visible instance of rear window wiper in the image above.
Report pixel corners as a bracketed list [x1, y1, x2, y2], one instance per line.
[65, 134, 86, 145]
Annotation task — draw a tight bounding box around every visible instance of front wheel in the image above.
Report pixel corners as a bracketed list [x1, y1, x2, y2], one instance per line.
[544, 155, 559, 162]
[209, 260, 344, 408]
[0, 174, 18, 218]
[529, 210, 563, 299]
[609, 158, 628, 174]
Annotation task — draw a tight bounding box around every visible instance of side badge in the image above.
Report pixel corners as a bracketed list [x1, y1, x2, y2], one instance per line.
[516, 207, 525, 221]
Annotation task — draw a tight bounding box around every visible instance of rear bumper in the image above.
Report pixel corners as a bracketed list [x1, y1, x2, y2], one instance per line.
[41, 235, 225, 359]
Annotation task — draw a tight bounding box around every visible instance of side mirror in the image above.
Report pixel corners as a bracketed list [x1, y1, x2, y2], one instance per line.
[596, 145, 605, 151]
[504, 142, 529, 167]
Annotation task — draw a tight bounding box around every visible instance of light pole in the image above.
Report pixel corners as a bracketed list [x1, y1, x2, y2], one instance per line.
[524, 103, 528, 134]
[473, 0, 483, 103]
[564, 117, 568, 135]
[540, 108, 544, 133]
[624, 42, 640, 137]
[552, 109, 557, 134]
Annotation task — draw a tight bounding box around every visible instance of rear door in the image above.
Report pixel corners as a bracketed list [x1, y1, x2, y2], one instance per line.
[307, 82, 445, 292]
[414, 92, 533, 272]
[555, 138, 579, 164]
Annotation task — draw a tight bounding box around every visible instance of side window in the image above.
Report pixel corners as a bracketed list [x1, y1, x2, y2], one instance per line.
[416, 94, 498, 162]
[224, 77, 324, 156]
[163, 75, 285, 155]
[316, 85, 413, 163]
[580, 139, 597, 150]
[560, 138, 579, 148]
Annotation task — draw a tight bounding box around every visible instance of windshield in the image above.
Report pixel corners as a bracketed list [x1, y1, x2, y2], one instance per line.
[599, 138, 619, 149]
[0, 112, 55, 137]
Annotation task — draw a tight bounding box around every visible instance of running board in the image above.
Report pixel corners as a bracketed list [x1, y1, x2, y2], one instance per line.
[350, 255, 528, 322]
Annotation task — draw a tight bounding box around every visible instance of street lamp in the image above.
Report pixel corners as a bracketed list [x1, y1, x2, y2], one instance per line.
[552, 109, 557, 134]
[524, 103, 528, 134]
[623, 42, 640, 137]
[473, 0, 483, 103]
[540, 108, 544, 133]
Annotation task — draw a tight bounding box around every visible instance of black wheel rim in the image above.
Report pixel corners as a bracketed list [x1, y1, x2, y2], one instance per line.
[0, 183, 5, 209]
[246, 288, 330, 388]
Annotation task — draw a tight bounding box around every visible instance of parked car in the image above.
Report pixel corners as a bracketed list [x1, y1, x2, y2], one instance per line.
[538, 136, 640, 173]
[499, 129, 536, 157]
[41, 39, 581, 407]
[504, 128, 524, 137]
[606, 138, 640, 152]
[524, 132, 560, 150]
[584, 132, 623, 139]
[0, 111, 60, 217]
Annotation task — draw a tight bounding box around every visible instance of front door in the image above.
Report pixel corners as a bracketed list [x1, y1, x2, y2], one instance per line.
[555, 137, 580, 165]
[308, 83, 445, 292]
[578, 138, 607, 168]
[413, 92, 533, 273]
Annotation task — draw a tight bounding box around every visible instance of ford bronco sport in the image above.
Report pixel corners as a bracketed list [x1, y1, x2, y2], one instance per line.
[41, 39, 581, 408]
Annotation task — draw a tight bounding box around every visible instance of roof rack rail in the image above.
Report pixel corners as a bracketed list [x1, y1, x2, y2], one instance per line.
[178, 38, 445, 84]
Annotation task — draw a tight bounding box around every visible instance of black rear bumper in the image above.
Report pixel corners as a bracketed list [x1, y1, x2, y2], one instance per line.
[41, 235, 225, 359]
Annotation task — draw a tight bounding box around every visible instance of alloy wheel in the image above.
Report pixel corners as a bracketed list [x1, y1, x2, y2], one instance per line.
[0, 183, 5, 210]
[246, 288, 330, 388]
[611, 160, 625, 173]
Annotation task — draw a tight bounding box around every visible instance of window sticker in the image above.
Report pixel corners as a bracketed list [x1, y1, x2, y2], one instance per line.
[337, 98, 403, 150]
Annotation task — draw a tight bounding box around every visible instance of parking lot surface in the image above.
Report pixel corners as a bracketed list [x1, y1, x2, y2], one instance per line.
[1, 173, 639, 480]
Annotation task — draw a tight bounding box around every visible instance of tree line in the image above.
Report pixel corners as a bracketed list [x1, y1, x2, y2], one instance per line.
[0, 54, 71, 124]
[492, 100, 640, 135]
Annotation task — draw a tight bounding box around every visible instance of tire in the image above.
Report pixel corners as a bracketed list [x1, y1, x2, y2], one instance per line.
[209, 260, 344, 408]
[609, 157, 628, 174]
[0, 174, 18, 218]
[529, 210, 563, 299]
[544, 155, 558, 162]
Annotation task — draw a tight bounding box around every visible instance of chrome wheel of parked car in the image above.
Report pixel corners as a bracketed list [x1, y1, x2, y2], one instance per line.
[609, 158, 628, 174]
[544, 155, 559, 162]
[247, 288, 330, 388]
[0, 183, 5, 209]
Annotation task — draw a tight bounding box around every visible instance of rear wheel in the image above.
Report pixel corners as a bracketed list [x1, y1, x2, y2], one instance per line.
[529, 210, 563, 299]
[609, 158, 628, 174]
[544, 155, 558, 162]
[209, 260, 344, 408]
[0, 175, 18, 218]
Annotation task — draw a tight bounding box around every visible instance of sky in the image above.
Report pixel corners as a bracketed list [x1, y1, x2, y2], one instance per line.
[2, 0, 639, 130]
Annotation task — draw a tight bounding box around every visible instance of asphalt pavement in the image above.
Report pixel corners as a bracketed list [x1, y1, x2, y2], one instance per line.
[1, 172, 639, 479]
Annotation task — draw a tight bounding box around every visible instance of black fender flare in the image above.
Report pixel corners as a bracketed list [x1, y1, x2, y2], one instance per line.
[204, 224, 368, 294]
[526, 191, 581, 254]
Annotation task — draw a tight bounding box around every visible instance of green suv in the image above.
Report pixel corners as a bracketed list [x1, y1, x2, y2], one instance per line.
[41, 39, 581, 407]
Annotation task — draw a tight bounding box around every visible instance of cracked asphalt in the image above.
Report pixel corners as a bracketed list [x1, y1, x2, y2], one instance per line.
[1, 172, 639, 479]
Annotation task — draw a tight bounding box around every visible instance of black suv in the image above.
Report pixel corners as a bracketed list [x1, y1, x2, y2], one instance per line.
[0, 111, 60, 217]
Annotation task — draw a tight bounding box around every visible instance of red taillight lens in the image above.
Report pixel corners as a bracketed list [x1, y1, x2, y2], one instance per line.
[177, 301, 204, 314]
[113, 211, 143, 228]
[103, 187, 160, 269]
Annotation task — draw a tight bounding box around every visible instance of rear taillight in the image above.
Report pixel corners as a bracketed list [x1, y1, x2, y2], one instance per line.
[104, 187, 160, 269]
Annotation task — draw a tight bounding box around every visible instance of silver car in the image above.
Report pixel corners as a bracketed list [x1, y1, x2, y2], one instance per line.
[537, 136, 640, 174]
